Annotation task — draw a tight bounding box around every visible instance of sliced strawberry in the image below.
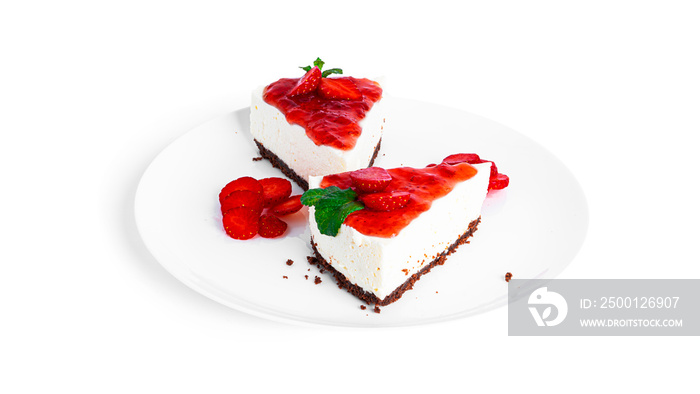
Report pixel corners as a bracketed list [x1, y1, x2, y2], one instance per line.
[259, 177, 292, 207]
[289, 66, 322, 96]
[258, 214, 288, 238]
[442, 153, 481, 165]
[271, 195, 303, 216]
[222, 207, 259, 240]
[317, 78, 362, 100]
[219, 176, 263, 204]
[361, 191, 411, 212]
[350, 167, 392, 193]
[469, 159, 498, 178]
[486, 161, 498, 179]
[489, 173, 510, 190]
[221, 190, 263, 215]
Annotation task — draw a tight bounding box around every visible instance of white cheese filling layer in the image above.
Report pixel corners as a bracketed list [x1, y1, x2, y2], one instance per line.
[308, 162, 491, 300]
[250, 86, 384, 183]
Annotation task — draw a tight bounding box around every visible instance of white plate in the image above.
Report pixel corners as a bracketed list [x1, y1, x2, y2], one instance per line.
[135, 97, 588, 328]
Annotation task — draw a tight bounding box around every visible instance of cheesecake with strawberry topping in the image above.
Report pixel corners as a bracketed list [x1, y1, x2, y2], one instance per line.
[250, 58, 385, 190]
[301, 154, 509, 306]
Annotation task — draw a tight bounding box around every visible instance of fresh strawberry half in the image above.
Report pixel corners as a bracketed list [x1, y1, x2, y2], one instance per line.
[361, 191, 411, 212]
[219, 176, 263, 203]
[317, 78, 362, 100]
[489, 173, 510, 190]
[221, 190, 263, 215]
[258, 214, 288, 238]
[350, 167, 392, 193]
[222, 207, 259, 240]
[288, 66, 322, 96]
[271, 195, 303, 216]
[259, 177, 292, 207]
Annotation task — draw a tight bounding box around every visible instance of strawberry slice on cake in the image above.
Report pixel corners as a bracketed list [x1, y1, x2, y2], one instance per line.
[250, 58, 385, 190]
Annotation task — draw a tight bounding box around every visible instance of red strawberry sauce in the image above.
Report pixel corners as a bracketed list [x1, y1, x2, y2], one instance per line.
[320, 163, 478, 238]
[262, 77, 382, 150]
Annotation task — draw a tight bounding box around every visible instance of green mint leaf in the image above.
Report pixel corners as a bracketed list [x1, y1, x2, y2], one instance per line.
[321, 68, 343, 78]
[300, 186, 351, 206]
[301, 186, 364, 237]
[299, 58, 343, 77]
[299, 189, 321, 204]
[316, 200, 364, 237]
[300, 58, 326, 74]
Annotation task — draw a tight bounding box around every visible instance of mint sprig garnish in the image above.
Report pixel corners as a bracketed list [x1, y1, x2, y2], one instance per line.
[321, 68, 342, 77]
[300, 57, 343, 78]
[301, 186, 364, 237]
[300, 57, 324, 72]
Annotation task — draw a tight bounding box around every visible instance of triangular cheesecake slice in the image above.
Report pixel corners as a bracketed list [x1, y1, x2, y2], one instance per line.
[303, 154, 509, 306]
[250, 58, 384, 190]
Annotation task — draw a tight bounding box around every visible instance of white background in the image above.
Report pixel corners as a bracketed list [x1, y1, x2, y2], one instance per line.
[2, 0, 698, 392]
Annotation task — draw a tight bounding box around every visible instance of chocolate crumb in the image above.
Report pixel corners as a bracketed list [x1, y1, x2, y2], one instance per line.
[252, 156, 263, 161]
[314, 276, 322, 285]
[283, 276, 288, 279]
[305, 275, 309, 280]
[373, 306, 381, 314]
[307, 256, 319, 265]
[505, 272, 513, 282]
[285, 259, 294, 266]
[360, 305, 367, 310]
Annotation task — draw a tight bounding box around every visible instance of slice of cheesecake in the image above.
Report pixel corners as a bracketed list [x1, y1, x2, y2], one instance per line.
[250, 58, 384, 190]
[303, 154, 507, 306]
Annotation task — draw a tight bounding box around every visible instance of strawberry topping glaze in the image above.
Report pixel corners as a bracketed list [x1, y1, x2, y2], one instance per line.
[262, 77, 382, 150]
[319, 162, 478, 238]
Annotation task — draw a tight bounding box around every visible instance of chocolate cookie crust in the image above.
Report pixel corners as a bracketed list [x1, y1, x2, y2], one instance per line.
[310, 217, 481, 306]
